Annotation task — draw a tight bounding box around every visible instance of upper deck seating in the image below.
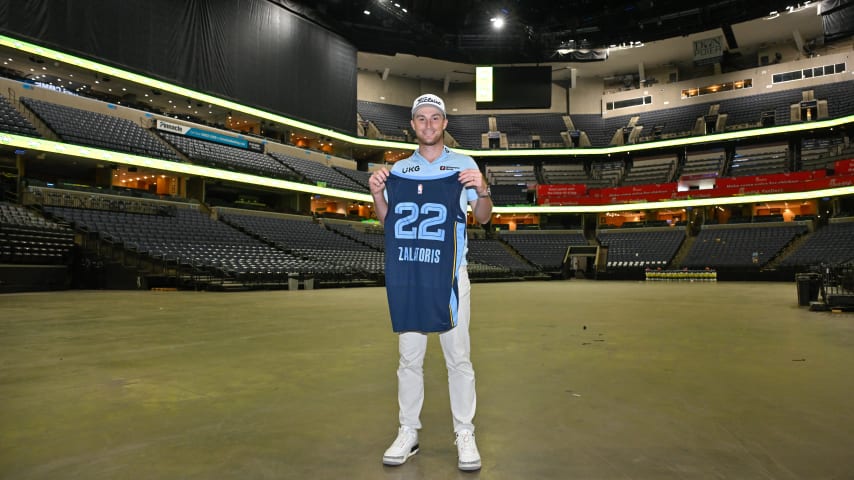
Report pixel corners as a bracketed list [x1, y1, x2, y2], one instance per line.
[158, 131, 299, 181]
[22, 97, 179, 161]
[682, 224, 807, 268]
[267, 153, 367, 193]
[0, 94, 40, 137]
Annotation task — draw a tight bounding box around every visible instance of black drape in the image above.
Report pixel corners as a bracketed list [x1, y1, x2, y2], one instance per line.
[0, 0, 358, 134]
[819, 0, 854, 41]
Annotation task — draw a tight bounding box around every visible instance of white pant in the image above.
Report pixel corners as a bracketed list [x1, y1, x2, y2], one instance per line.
[397, 267, 476, 434]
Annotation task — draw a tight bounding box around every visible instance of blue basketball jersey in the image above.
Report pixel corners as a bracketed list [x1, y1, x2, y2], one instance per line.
[384, 171, 467, 333]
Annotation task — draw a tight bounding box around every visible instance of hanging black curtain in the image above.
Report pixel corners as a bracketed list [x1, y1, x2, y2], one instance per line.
[0, 0, 358, 134]
[819, 0, 854, 42]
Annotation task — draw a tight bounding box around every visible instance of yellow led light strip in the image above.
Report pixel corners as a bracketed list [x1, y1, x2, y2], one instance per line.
[493, 186, 854, 214]
[0, 133, 374, 202]
[4, 130, 852, 212]
[3, 33, 852, 158]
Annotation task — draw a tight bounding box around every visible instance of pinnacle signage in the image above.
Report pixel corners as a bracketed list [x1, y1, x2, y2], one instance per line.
[155, 119, 262, 152]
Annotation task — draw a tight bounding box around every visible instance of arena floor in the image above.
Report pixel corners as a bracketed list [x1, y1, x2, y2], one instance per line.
[2, 280, 853, 479]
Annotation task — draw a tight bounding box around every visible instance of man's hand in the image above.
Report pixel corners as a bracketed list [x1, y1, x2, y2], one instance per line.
[459, 169, 488, 197]
[370, 168, 391, 223]
[370, 168, 390, 196]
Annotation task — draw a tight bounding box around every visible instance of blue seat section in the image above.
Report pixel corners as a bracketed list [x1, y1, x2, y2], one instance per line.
[800, 137, 848, 171]
[682, 224, 807, 269]
[43, 205, 335, 280]
[631, 104, 709, 141]
[495, 113, 567, 147]
[571, 114, 627, 147]
[357, 100, 414, 140]
[267, 152, 368, 193]
[499, 231, 588, 271]
[541, 162, 588, 184]
[562, 81, 854, 148]
[467, 238, 539, 276]
[0, 202, 73, 265]
[589, 160, 625, 188]
[324, 222, 386, 251]
[813, 80, 854, 119]
[445, 114, 491, 149]
[157, 131, 299, 181]
[333, 166, 372, 190]
[682, 149, 726, 176]
[220, 213, 384, 276]
[0, 94, 40, 137]
[490, 184, 529, 206]
[622, 155, 677, 185]
[21, 97, 179, 160]
[486, 164, 537, 185]
[779, 221, 854, 267]
[728, 144, 789, 177]
[597, 228, 685, 269]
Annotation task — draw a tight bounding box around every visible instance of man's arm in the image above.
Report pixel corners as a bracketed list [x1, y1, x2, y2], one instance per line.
[471, 195, 493, 225]
[459, 168, 493, 225]
[369, 168, 390, 224]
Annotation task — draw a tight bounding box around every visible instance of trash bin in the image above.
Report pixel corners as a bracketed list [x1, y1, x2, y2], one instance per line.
[796, 273, 821, 306]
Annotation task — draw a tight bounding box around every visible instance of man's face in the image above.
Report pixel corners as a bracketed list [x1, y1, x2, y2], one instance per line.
[411, 106, 447, 146]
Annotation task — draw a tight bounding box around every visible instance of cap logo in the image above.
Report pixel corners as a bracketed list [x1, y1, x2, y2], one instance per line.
[416, 97, 441, 108]
[412, 94, 446, 117]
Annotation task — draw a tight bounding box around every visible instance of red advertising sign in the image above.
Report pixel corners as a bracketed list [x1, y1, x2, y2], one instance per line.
[536, 184, 586, 205]
[834, 159, 854, 176]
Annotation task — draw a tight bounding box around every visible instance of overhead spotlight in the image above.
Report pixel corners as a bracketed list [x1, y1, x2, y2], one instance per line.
[490, 17, 505, 29]
[363, 9, 370, 15]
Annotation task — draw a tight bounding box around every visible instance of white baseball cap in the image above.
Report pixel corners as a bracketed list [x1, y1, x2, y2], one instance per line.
[411, 94, 446, 117]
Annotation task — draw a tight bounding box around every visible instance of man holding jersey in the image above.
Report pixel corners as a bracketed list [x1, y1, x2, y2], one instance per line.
[369, 93, 492, 471]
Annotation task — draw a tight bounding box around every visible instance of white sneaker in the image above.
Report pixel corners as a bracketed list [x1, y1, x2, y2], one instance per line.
[382, 426, 419, 466]
[455, 429, 481, 471]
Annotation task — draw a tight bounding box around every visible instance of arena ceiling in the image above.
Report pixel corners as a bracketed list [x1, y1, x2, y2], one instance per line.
[281, 0, 802, 64]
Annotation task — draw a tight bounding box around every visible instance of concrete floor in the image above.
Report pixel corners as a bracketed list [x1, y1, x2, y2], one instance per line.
[1, 281, 853, 479]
